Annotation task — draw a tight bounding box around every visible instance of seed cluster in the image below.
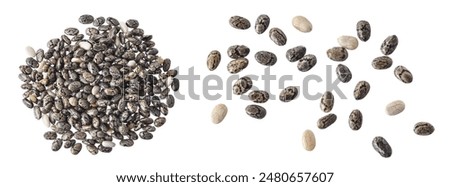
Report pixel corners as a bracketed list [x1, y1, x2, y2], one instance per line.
[319, 20, 434, 157]
[209, 15, 434, 158]
[19, 14, 179, 155]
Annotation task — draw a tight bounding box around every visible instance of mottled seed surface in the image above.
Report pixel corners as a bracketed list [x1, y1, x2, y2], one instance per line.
[320, 91, 334, 113]
[394, 65, 413, 83]
[227, 45, 250, 59]
[356, 20, 371, 42]
[354, 81, 370, 100]
[414, 122, 434, 136]
[255, 51, 277, 66]
[229, 16, 251, 30]
[279, 86, 298, 102]
[245, 105, 266, 119]
[297, 54, 317, 72]
[327, 47, 348, 61]
[233, 76, 253, 95]
[269, 27, 287, 46]
[372, 56, 393, 70]
[248, 90, 270, 103]
[317, 113, 337, 129]
[336, 64, 352, 83]
[286, 46, 306, 62]
[381, 35, 398, 55]
[255, 14, 270, 34]
[349, 109, 362, 130]
[227, 58, 249, 74]
[207, 50, 221, 71]
[372, 136, 392, 158]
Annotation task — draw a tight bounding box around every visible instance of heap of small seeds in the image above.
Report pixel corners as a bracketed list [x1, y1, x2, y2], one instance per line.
[19, 14, 179, 155]
[208, 15, 434, 158]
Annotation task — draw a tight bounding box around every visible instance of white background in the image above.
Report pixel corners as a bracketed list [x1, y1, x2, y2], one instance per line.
[1, 0, 449, 186]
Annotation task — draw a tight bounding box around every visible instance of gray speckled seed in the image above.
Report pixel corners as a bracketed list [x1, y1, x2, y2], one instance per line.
[372, 136, 392, 158]
[286, 46, 306, 62]
[269, 27, 287, 46]
[279, 86, 298, 102]
[357, 20, 371, 42]
[71, 143, 82, 155]
[233, 76, 253, 95]
[414, 122, 434, 136]
[254, 51, 277, 66]
[245, 105, 266, 119]
[317, 113, 337, 129]
[297, 54, 317, 72]
[79, 14, 94, 24]
[394, 65, 413, 83]
[227, 58, 249, 74]
[255, 14, 270, 34]
[229, 16, 251, 30]
[372, 56, 393, 70]
[320, 91, 334, 113]
[381, 35, 398, 55]
[349, 109, 363, 131]
[51, 139, 63, 151]
[248, 90, 270, 103]
[64, 27, 79, 36]
[207, 50, 221, 71]
[354, 81, 370, 100]
[327, 47, 348, 61]
[227, 45, 250, 59]
[336, 64, 352, 83]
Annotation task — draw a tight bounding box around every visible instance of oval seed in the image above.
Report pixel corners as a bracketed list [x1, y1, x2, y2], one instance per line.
[51, 139, 63, 151]
[255, 14, 270, 34]
[394, 65, 413, 83]
[245, 105, 266, 119]
[327, 47, 348, 61]
[320, 91, 334, 113]
[381, 35, 398, 55]
[279, 86, 298, 102]
[286, 46, 306, 62]
[139, 131, 153, 140]
[317, 113, 337, 129]
[211, 104, 228, 124]
[336, 64, 352, 83]
[269, 27, 287, 46]
[337, 35, 358, 50]
[414, 122, 434, 136]
[227, 58, 249, 74]
[292, 16, 312, 33]
[64, 27, 79, 36]
[302, 129, 316, 151]
[207, 50, 221, 71]
[233, 76, 253, 95]
[229, 16, 251, 30]
[102, 141, 116, 148]
[297, 54, 317, 72]
[372, 136, 392, 158]
[126, 19, 139, 28]
[255, 51, 277, 66]
[348, 109, 363, 131]
[227, 45, 250, 59]
[79, 14, 94, 24]
[25, 46, 36, 57]
[372, 56, 393, 70]
[248, 90, 270, 103]
[353, 81, 370, 100]
[386, 100, 405, 116]
[356, 20, 371, 42]
[44, 131, 57, 140]
[71, 143, 82, 155]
